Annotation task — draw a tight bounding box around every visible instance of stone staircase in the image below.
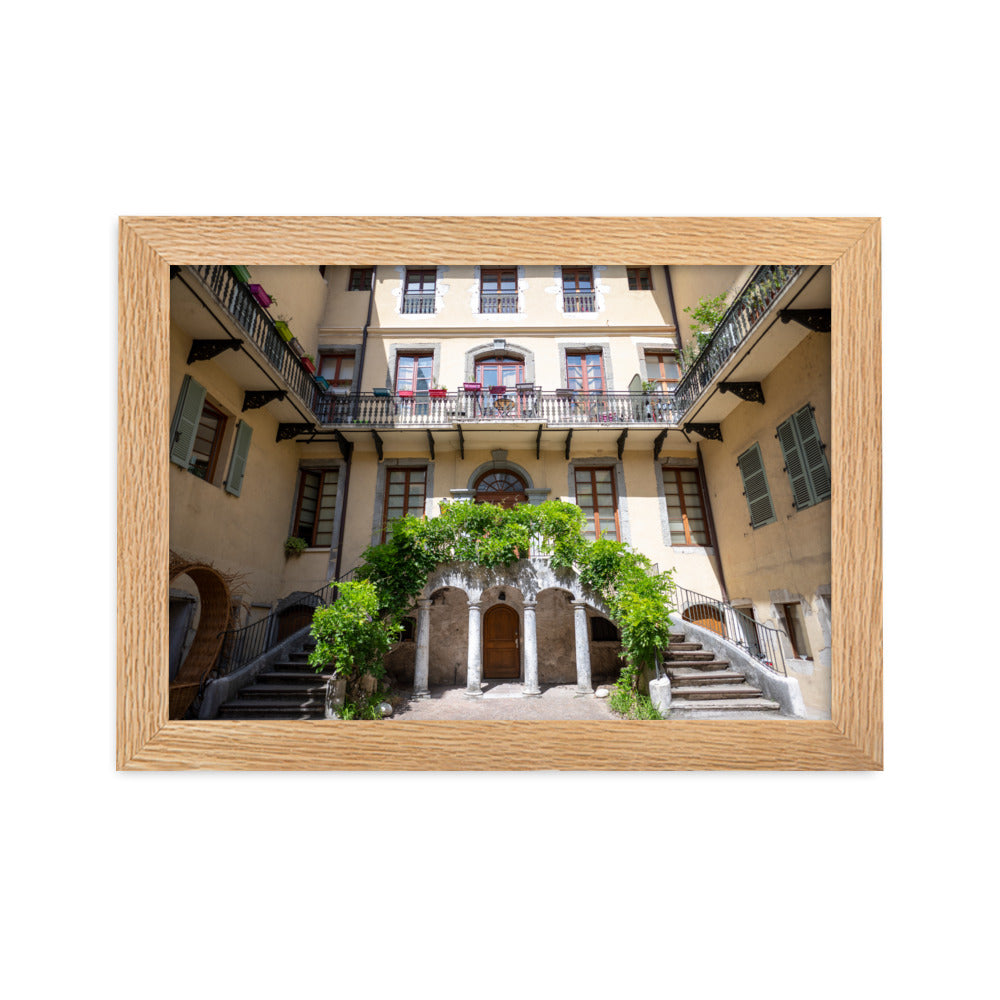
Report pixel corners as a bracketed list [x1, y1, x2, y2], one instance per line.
[663, 629, 782, 716]
[217, 640, 331, 719]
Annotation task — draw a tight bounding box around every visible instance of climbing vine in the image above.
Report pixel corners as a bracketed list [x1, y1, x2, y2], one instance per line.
[310, 500, 676, 717]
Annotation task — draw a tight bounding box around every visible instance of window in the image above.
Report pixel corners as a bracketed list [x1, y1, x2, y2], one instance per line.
[480, 268, 518, 313]
[662, 467, 710, 545]
[347, 267, 373, 291]
[395, 353, 433, 393]
[319, 353, 355, 394]
[402, 268, 437, 314]
[575, 467, 619, 541]
[562, 267, 595, 312]
[778, 602, 812, 659]
[590, 617, 621, 641]
[627, 267, 652, 290]
[382, 467, 427, 541]
[292, 469, 339, 548]
[565, 351, 605, 392]
[737, 443, 776, 528]
[476, 354, 524, 389]
[188, 400, 227, 481]
[776, 405, 831, 510]
[644, 350, 680, 390]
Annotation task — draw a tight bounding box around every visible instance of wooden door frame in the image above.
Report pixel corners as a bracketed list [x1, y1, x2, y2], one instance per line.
[482, 603, 521, 680]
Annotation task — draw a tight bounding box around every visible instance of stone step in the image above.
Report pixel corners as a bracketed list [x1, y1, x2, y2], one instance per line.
[670, 684, 763, 700]
[665, 668, 746, 685]
[669, 632, 688, 642]
[270, 660, 327, 673]
[256, 670, 332, 684]
[223, 696, 325, 711]
[239, 684, 328, 699]
[669, 697, 781, 712]
[664, 649, 715, 661]
[666, 642, 703, 651]
[663, 659, 733, 672]
[218, 704, 326, 719]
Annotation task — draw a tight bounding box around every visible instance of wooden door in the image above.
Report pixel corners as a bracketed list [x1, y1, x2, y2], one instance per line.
[483, 604, 520, 679]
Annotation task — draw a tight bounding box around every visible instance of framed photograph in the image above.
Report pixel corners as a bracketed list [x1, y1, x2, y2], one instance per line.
[117, 216, 881, 770]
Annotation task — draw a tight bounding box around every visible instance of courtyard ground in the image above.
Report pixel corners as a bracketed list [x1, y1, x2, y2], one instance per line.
[387, 682, 616, 721]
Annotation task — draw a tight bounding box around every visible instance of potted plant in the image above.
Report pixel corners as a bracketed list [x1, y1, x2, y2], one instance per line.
[289, 337, 304, 356]
[301, 354, 316, 374]
[397, 389, 414, 398]
[463, 382, 482, 393]
[284, 535, 308, 558]
[489, 385, 508, 395]
[230, 265, 251, 284]
[429, 382, 447, 398]
[274, 320, 293, 342]
[314, 375, 331, 392]
[248, 284, 274, 308]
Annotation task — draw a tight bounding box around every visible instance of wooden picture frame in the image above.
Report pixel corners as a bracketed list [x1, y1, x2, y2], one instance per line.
[117, 216, 881, 770]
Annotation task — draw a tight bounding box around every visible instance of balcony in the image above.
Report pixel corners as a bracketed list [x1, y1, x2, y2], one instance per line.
[480, 291, 519, 314]
[562, 291, 596, 313]
[312, 388, 677, 428]
[672, 264, 802, 418]
[401, 290, 437, 314]
[191, 265, 318, 409]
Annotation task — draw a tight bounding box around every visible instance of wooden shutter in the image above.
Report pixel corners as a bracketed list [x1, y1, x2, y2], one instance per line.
[169, 374, 206, 468]
[224, 420, 253, 496]
[776, 418, 812, 510]
[793, 405, 831, 502]
[737, 443, 776, 528]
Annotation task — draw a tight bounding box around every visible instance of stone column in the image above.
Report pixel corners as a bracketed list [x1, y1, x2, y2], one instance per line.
[413, 598, 432, 699]
[571, 600, 593, 695]
[522, 599, 540, 697]
[465, 599, 483, 697]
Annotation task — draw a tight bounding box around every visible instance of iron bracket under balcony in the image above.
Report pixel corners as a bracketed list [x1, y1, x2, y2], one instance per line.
[718, 382, 765, 404]
[243, 389, 287, 411]
[684, 422, 723, 442]
[187, 339, 242, 364]
[779, 308, 831, 333]
[277, 422, 316, 442]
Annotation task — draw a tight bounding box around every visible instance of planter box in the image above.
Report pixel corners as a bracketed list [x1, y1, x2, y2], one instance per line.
[515, 382, 535, 392]
[429, 388, 447, 398]
[314, 375, 330, 391]
[489, 385, 507, 395]
[289, 338, 304, 356]
[372, 387, 391, 397]
[397, 390, 414, 398]
[300, 357, 316, 374]
[230, 265, 251, 283]
[463, 382, 482, 392]
[274, 320, 293, 342]
[249, 284, 273, 308]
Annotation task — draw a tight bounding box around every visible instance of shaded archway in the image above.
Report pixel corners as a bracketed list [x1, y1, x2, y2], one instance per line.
[168, 556, 232, 719]
[474, 469, 528, 508]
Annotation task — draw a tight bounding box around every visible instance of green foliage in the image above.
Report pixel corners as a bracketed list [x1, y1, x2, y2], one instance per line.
[608, 661, 663, 720]
[681, 292, 729, 370]
[308, 580, 398, 682]
[284, 535, 308, 558]
[313, 499, 676, 720]
[338, 693, 385, 720]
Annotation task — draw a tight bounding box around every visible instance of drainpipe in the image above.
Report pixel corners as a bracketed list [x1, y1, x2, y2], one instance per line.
[696, 442, 729, 603]
[332, 450, 352, 584]
[354, 266, 377, 414]
[664, 265, 683, 360]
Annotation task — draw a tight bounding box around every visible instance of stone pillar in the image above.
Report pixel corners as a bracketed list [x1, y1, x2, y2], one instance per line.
[522, 599, 540, 696]
[413, 598, 432, 698]
[465, 599, 483, 697]
[571, 600, 593, 695]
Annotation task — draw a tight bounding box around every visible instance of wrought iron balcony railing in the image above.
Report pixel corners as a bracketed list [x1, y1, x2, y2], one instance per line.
[672, 264, 801, 418]
[401, 290, 437, 314]
[194, 265, 318, 408]
[312, 389, 677, 427]
[562, 291, 596, 313]
[480, 291, 519, 314]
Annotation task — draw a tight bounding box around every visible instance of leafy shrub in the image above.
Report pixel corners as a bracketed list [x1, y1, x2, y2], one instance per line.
[284, 535, 308, 557]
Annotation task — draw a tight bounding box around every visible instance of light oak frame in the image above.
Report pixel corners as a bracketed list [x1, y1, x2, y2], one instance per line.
[118, 216, 881, 770]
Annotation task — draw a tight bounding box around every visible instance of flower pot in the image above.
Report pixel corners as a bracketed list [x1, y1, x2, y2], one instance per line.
[429, 388, 447, 398]
[397, 390, 414, 398]
[249, 284, 273, 308]
[289, 338, 304, 356]
[301, 357, 316, 374]
[314, 375, 330, 391]
[489, 385, 507, 395]
[230, 265, 251, 283]
[274, 320, 292, 342]
[463, 382, 482, 393]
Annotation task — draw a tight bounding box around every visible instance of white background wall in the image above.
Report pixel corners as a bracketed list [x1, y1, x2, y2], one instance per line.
[4, 3, 995, 1000]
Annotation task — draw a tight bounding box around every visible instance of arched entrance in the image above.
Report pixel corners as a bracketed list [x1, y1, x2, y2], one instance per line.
[683, 602, 725, 637]
[483, 603, 520, 679]
[475, 470, 527, 508]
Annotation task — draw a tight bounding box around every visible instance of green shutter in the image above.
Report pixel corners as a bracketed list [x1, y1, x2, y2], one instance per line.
[224, 421, 253, 496]
[737, 443, 776, 528]
[793, 405, 831, 502]
[169, 374, 206, 468]
[777, 417, 813, 510]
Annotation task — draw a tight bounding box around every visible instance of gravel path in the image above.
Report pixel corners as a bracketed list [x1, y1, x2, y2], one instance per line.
[388, 683, 616, 721]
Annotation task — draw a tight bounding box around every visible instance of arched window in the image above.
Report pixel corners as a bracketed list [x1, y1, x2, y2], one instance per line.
[475, 353, 524, 390]
[474, 470, 528, 508]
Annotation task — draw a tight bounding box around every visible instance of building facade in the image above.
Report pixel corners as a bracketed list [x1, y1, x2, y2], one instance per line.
[168, 260, 832, 718]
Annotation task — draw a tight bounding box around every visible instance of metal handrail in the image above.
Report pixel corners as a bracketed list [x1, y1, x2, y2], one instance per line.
[480, 291, 519, 313]
[673, 585, 788, 676]
[193, 265, 319, 409]
[563, 291, 596, 313]
[673, 264, 801, 418]
[313, 388, 678, 426]
[401, 290, 437, 314]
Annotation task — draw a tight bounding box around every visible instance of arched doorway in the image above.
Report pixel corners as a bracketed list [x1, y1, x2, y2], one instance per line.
[683, 602, 725, 638]
[475, 470, 528, 508]
[483, 603, 520, 679]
